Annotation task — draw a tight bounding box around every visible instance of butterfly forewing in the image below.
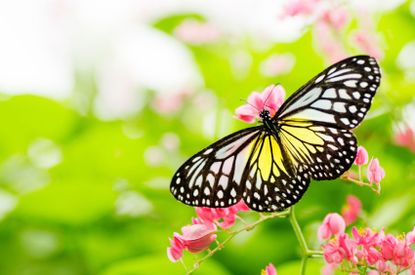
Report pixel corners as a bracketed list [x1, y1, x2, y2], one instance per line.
[171, 127, 261, 208]
[276, 55, 381, 129]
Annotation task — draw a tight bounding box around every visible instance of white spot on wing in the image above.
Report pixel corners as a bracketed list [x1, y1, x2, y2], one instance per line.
[333, 102, 346, 113]
[292, 109, 336, 123]
[344, 80, 357, 87]
[327, 73, 362, 82]
[279, 87, 322, 116]
[323, 88, 337, 98]
[311, 99, 332, 110]
[315, 74, 325, 83]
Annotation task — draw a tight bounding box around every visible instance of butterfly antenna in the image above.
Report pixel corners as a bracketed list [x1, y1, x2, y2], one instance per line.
[263, 83, 280, 106]
[239, 98, 260, 112]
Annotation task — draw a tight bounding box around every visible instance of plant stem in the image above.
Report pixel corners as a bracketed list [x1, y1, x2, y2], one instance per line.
[288, 206, 324, 275]
[288, 207, 308, 255]
[300, 256, 308, 275]
[185, 209, 289, 274]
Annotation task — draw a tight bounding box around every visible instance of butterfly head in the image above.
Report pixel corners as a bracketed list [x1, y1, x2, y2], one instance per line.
[259, 109, 271, 121]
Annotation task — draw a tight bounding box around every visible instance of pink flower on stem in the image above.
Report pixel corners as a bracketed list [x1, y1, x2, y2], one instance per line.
[167, 222, 217, 262]
[367, 158, 385, 184]
[354, 146, 369, 165]
[341, 195, 362, 225]
[380, 234, 414, 268]
[195, 200, 250, 229]
[352, 227, 382, 264]
[323, 233, 356, 264]
[261, 263, 277, 275]
[167, 233, 185, 262]
[352, 227, 381, 248]
[235, 85, 285, 123]
[395, 127, 415, 153]
[318, 213, 346, 240]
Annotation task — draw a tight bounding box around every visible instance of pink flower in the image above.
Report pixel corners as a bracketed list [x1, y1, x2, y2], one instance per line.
[174, 20, 220, 45]
[195, 200, 250, 229]
[167, 233, 185, 262]
[323, 233, 356, 264]
[321, 263, 337, 275]
[353, 31, 383, 60]
[318, 213, 346, 240]
[406, 227, 415, 244]
[395, 127, 415, 153]
[354, 146, 369, 165]
[180, 223, 217, 253]
[367, 158, 385, 184]
[281, 0, 318, 17]
[352, 227, 382, 265]
[235, 85, 285, 123]
[380, 234, 414, 268]
[261, 263, 277, 275]
[341, 195, 362, 225]
[167, 222, 217, 262]
[352, 227, 381, 248]
[321, 7, 349, 31]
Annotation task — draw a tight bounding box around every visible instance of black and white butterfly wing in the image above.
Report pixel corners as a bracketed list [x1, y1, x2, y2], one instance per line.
[277, 55, 381, 129]
[277, 122, 357, 180]
[241, 132, 311, 212]
[275, 55, 380, 180]
[170, 127, 262, 208]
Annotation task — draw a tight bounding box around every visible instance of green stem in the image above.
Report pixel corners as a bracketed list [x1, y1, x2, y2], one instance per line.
[300, 256, 308, 275]
[288, 206, 324, 275]
[288, 206, 308, 255]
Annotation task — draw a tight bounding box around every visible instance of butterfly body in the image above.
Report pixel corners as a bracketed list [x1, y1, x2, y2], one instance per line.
[171, 55, 381, 212]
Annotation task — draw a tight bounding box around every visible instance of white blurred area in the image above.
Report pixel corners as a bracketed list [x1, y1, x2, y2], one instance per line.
[0, 0, 402, 119]
[0, 0, 303, 120]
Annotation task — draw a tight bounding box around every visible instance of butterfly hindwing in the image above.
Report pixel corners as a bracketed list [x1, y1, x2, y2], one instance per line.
[171, 127, 261, 208]
[278, 121, 357, 180]
[242, 133, 310, 211]
[276, 55, 381, 129]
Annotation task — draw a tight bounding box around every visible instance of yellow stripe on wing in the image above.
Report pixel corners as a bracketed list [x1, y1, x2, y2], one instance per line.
[250, 134, 287, 180]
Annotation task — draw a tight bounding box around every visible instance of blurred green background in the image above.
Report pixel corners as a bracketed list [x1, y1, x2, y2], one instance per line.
[0, 0, 414, 274]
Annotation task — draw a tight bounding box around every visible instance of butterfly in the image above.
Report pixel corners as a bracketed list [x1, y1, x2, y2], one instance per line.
[170, 55, 381, 212]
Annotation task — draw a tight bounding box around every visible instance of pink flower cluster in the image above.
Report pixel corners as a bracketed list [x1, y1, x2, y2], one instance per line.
[281, 0, 349, 62]
[319, 213, 415, 274]
[167, 200, 250, 262]
[281, 0, 382, 62]
[194, 200, 250, 229]
[235, 84, 285, 123]
[354, 146, 385, 186]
